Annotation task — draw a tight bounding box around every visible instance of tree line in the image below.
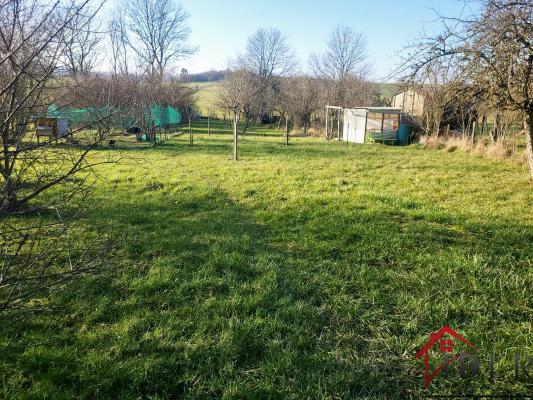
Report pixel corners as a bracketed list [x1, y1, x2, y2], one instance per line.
[217, 26, 377, 159]
[397, 0, 532, 180]
[217, 1, 532, 180]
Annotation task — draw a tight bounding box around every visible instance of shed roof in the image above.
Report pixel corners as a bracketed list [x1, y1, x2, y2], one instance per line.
[355, 107, 402, 113]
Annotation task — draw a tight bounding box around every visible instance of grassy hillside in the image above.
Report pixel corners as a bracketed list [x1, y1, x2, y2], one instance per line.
[1, 121, 532, 398]
[190, 81, 401, 114]
[375, 82, 400, 98]
[187, 81, 225, 116]
[375, 82, 400, 105]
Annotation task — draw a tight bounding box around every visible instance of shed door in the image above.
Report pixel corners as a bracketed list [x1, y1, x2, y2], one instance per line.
[343, 111, 351, 142]
[354, 111, 366, 143]
[343, 110, 356, 142]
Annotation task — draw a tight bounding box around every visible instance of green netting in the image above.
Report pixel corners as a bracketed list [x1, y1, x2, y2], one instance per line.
[148, 106, 182, 127]
[47, 104, 181, 129]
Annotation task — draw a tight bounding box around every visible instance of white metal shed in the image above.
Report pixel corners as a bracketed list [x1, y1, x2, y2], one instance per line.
[343, 107, 402, 144]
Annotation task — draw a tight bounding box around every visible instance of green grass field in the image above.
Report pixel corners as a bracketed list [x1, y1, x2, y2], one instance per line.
[1, 120, 532, 399]
[189, 81, 400, 115]
[187, 81, 224, 116]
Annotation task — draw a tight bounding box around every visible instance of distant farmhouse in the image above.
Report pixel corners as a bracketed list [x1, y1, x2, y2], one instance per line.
[392, 89, 424, 117]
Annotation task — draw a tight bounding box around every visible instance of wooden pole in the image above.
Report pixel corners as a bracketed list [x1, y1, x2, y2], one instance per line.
[208, 109, 210, 136]
[337, 109, 340, 141]
[325, 106, 328, 139]
[189, 117, 193, 146]
[446, 124, 450, 138]
[471, 121, 476, 144]
[285, 114, 289, 146]
[233, 110, 238, 161]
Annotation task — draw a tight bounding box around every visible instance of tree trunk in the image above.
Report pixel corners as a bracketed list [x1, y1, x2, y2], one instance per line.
[233, 111, 238, 161]
[304, 121, 308, 136]
[1, 129, 17, 211]
[285, 114, 289, 146]
[525, 109, 533, 182]
[189, 117, 193, 146]
[1, 177, 19, 213]
[492, 109, 501, 143]
[242, 117, 250, 137]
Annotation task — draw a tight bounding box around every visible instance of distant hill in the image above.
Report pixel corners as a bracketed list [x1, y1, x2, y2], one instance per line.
[189, 79, 402, 115]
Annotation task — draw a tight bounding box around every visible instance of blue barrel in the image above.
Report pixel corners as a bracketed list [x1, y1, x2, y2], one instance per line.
[397, 125, 412, 146]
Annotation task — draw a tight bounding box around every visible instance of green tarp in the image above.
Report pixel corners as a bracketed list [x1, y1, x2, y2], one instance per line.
[149, 106, 181, 127]
[47, 104, 181, 129]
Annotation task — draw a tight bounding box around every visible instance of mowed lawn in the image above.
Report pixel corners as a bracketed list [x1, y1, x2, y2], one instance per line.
[1, 120, 532, 399]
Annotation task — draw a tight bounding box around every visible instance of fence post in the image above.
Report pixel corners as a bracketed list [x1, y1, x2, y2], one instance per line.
[325, 106, 328, 139]
[337, 108, 340, 141]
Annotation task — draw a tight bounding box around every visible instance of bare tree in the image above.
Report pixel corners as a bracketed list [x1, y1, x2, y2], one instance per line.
[1, 0, 95, 212]
[62, 4, 103, 76]
[398, 0, 533, 180]
[238, 28, 296, 80]
[310, 26, 371, 81]
[236, 28, 296, 123]
[108, 7, 130, 76]
[416, 60, 453, 137]
[180, 88, 198, 146]
[163, 75, 194, 135]
[310, 26, 373, 138]
[280, 76, 320, 144]
[218, 70, 258, 160]
[0, 75, 132, 313]
[125, 0, 195, 79]
[0, 0, 135, 312]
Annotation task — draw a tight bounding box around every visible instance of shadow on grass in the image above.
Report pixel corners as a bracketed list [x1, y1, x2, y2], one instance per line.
[1, 166, 531, 398]
[2, 186, 415, 398]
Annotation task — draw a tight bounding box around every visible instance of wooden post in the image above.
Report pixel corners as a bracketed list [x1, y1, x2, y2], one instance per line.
[233, 110, 238, 161]
[471, 121, 476, 144]
[337, 108, 340, 141]
[207, 109, 210, 136]
[346, 119, 349, 147]
[189, 117, 193, 146]
[285, 113, 289, 146]
[325, 106, 328, 139]
[446, 124, 450, 138]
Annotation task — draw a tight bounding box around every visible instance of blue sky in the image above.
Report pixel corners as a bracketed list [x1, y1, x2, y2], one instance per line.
[177, 0, 476, 81]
